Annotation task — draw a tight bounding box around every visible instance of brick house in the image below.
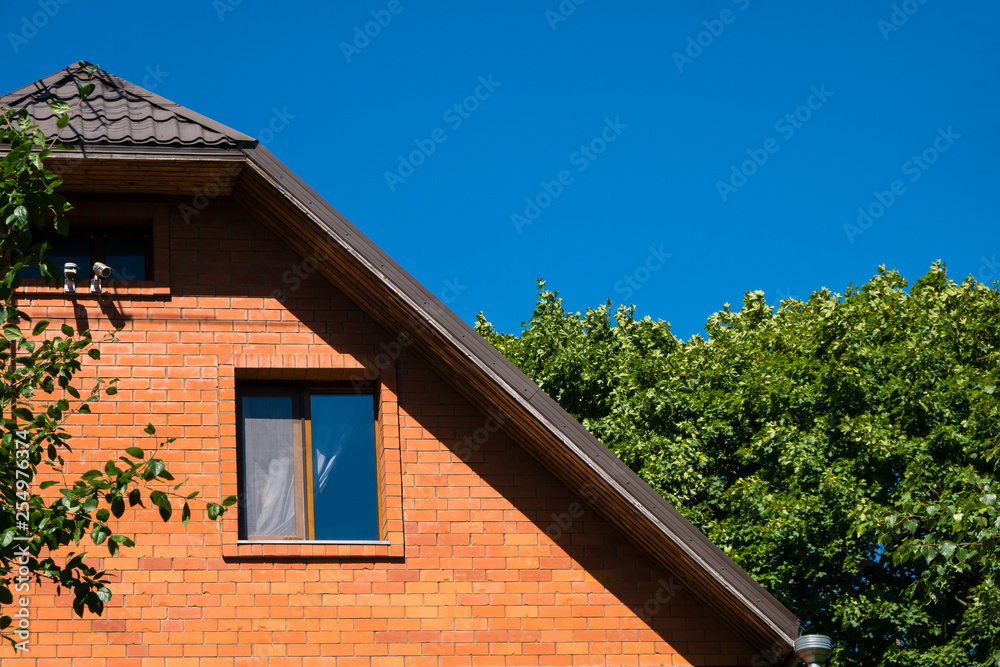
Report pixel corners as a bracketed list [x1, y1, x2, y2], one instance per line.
[1, 63, 801, 666]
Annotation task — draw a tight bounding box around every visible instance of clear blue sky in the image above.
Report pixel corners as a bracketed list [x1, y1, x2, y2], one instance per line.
[3, 1, 998, 339]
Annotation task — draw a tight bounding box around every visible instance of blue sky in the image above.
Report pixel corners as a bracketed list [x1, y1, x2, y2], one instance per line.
[3, 0, 998, 339]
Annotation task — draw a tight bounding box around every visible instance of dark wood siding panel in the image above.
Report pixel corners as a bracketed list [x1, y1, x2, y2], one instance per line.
[46, 155, 244, 195]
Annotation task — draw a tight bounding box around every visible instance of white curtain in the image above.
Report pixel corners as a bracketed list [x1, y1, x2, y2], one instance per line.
[243, 417, 298, 537]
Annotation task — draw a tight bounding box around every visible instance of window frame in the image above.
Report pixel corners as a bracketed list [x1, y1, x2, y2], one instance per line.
[220, 356, 404, 560]
[235, 382, 381, 543]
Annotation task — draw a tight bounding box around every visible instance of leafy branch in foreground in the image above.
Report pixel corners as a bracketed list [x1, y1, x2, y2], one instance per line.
[0, 62, 236, 646]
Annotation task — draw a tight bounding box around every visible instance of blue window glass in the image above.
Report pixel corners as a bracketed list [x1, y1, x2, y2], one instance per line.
[18, 231, 149, 281]
[19, 237, 89, 280]
[105, 237, 147, 281]
[310, 393, 379, 541]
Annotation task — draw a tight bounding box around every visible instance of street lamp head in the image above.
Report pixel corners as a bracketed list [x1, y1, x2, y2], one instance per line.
[794, 634, 832, 667]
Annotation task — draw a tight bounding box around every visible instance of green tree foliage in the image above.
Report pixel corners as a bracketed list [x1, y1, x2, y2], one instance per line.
[476, 265, 1000, 666]
[0, 64, 235, 648]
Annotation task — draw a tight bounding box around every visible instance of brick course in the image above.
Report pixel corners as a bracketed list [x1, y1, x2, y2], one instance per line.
[5, 196, 755, 666]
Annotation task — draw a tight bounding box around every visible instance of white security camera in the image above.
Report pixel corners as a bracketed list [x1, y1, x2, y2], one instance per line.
[63, 262, 78, 293]
[90, 262, 114, 294]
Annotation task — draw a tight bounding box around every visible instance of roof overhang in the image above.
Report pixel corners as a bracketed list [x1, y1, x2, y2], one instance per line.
[43, 146, 246, 196]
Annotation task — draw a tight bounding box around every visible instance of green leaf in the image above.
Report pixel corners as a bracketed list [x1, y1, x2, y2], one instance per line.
[56, 115, 70, 130]
[88, 348, 100, 360]
[10, 206, 28, 224]
[125, 447, 144, 459]
[222, 495, 238, 507]
[61, 323, 74, 336]
[207, 503, 222, 520]
[147, 459, 165, 478]
[11, 407, 33, 421]
[144, 423, 156, 435]
[149, 490, 172, 521]
[182, 502, 191, 527]
[47, 101, 71, 115]
[96, 508, 110, 522]
[95, 587, 112, 603]
[32, 320, 50, 336]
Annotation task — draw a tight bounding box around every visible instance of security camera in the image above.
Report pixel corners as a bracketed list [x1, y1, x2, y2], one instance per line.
[90, 262, 114, 294]
[63, 262, 78, 293]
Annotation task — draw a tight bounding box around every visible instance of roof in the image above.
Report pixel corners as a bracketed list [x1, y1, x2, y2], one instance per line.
[0, 61, 252, 148]
[2, 63, 802, 658]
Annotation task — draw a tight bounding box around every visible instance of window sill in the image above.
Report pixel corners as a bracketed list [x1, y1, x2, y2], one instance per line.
[223, 539, 402, 560]
[16, 279, 170, 298]
[238, 540, 390, 545]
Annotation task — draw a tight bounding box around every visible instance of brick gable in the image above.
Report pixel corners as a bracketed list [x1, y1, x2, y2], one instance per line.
[6, 196, 758, 666]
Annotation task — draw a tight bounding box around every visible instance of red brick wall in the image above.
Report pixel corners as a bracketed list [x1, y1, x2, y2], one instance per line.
[5, 195, 756, 666]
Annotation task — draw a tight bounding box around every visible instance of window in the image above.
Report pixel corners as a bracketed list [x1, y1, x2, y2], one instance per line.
[221, 357, 404, 560]
[20, 228, 152, 281]
[237, 385, 380, 542]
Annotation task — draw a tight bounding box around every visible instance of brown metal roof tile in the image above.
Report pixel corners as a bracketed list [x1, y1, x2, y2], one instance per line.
[1, 61, 253, 148]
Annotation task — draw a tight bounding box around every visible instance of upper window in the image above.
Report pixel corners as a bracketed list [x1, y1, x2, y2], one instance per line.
[20, 229, 151, 281]
[237, 385, 380, 542]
